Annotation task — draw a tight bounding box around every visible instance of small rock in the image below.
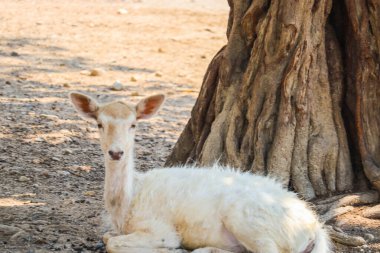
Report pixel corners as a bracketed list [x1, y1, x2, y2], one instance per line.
[63, 83, 70, 88]
[89, 68, 105, 76]
[5, 81, 11, 85]
[117, 8, 128, 14]
[52, 157, 60, 161]
[41, 170, 50, 178]
[364, 233, 375, 242]
[80, 70, 91, 75]
[40, 114, 59, 120]
[200, 55, 206, 59]
[35, 137, 44, 142]
[77, 165, 92, 172]
[84, 191, 96, 197]
[32, 158, 43, 164]
[110, 80, 124, 91]
[130, 76, 138, 82]
[57, 170, 70, 176]
[63, 149, 73, 155]
[131, 91, 140, 96]
[64, 136, 73, 143]
[155, 72, 162, 77]
[158, 48, 164, 53]
[19, 176, 30, 182]
[10, 51, 20, 57]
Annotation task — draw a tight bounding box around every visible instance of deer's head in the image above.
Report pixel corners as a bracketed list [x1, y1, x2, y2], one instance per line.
[69, 93, 165, 162]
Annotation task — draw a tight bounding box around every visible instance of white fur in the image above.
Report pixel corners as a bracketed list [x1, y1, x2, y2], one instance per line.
[108, 164, 331, 253]
[69, 93, 331, 253]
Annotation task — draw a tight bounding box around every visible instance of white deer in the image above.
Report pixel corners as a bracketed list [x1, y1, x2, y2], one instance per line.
[69, 92, 331, 253]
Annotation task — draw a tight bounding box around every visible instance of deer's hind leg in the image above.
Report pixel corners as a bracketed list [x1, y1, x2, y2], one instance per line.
[106, 231, 182, 253]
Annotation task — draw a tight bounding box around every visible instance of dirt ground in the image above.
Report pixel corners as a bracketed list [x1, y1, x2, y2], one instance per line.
[0, 0, 379, 252]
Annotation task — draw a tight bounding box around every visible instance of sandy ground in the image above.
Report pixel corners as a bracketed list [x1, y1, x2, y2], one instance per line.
[0, 0, 379, 252]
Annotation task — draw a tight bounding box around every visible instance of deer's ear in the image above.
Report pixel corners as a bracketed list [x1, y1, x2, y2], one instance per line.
[69, 92, 99, 119]
[135, 94, 165, 120]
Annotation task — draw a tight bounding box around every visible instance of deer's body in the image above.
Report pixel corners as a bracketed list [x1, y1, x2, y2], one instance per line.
[70, 93, 331, 253]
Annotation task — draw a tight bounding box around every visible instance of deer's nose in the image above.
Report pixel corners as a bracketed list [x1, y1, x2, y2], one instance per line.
[108, 150, 124, 161]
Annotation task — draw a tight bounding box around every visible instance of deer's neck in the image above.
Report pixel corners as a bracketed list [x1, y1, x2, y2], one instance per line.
[104, 148, 135, 233]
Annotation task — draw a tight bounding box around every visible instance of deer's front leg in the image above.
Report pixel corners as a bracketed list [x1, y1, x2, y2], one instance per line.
[103, 231, 119, 244]
[191, 247, 236, 253]
[106, 230, 181, 253]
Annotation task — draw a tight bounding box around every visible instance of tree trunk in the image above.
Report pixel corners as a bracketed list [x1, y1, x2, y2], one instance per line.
[166, 0, 380, 200]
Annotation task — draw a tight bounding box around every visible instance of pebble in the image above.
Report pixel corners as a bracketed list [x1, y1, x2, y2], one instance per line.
[10, 51, 20, 57]
[130, 76, 138, 82]
[79, 165, 92, 172]
[63, 148, 73, 155]
[131, 91, 140, 96]
[155, 72, 162, 77]
[63, 83, 70, 88]
[80, 70, 91, 75]
[84, 191, 96, 197]
[158, 48, 164, 53]
[117, 8, 128, 14]
[40, 114, 59, 120]
[19, 176, 30, 182]
[364, 233, 375, 241]
[41, 170, 51, 178]
[57, 170, 70, 176]
[111, 80, 124, 91]
[32, 158, 43, 164]
[89, 68, 105, 76]
[52, 157, 60, 161]
[5, 80, 11, 85]
[32, 220, 48, 225]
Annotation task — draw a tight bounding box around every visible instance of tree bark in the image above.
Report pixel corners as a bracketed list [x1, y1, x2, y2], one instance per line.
[166, 0, 380, 200]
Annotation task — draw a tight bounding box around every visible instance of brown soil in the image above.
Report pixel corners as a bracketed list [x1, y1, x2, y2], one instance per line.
[0, 1, 378, 252]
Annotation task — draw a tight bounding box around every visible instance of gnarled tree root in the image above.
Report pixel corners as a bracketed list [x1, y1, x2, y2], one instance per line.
[315, 191, 379, 215]
[325, 225, 366, 247]
[315, 191, 379, 246]
[320, 206, 354, 223]
[362, 204, 380, 219]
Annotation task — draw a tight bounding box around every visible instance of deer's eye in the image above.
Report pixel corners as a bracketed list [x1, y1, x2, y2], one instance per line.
[97, 123, 103, 129]
[131, 124, 136, 129]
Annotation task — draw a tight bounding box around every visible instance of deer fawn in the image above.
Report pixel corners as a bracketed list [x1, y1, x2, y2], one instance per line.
[69, 92, 330, 253]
